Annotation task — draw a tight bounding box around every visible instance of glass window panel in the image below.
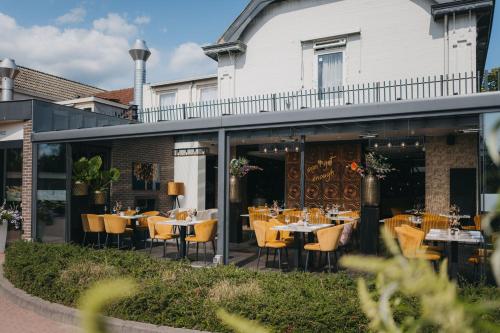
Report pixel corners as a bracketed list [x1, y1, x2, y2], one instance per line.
[482, 112, 500, 211]
[159, 92, 177, 107]
[5, 148, 22, 203]
[37, 143, 67, 243]
[318, 52, 343, 90]
[199, 86, 217, 102]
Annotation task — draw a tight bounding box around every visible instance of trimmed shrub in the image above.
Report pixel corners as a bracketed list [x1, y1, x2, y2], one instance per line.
[4, 241, 499, 332]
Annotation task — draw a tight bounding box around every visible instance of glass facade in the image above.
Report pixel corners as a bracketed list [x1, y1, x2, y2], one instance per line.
[5, 148, 22, 205]
[36, 143, 67, 243]
[481, 112, 500, 212]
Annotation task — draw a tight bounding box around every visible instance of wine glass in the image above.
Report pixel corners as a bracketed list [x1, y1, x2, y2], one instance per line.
[135, 206, 141, 215]
[285, 215, 290, 225]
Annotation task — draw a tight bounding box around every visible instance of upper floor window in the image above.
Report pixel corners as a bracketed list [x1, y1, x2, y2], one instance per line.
[318, 52, 343, 91]
[159, 91, 177, 106]
[199, 85, 217, 102]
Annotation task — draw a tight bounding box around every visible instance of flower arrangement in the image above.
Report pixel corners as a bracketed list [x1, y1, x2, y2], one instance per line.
[229, 157, 263, 178]
[348, 152, 395, 179]
[0, 201, 22, 230]
[448, 204, 462, 231]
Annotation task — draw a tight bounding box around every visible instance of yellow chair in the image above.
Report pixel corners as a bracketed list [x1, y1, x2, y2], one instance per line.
[400, 224, 442, 253]
[103, 215, 133, 249]
[123, 209, 137, 216]
[268, 218, 294, 244]
[147, 216, 179, 257]
[384, 216, 411, 238]
[309, 213, 330, 225]
[176, 211, 188, 220]
[254, 219, 288, 270]
[395, 226, 441, 262]
[421, 214, 448, 235]
[138, 211, 160, 228]
[185, 219, 217, 263]
[463, 215, 482, 231]
[249, 211, 270, 230]
[86, 214, 105, 247]
[81, 214, 90, 245]
[304, 225, 344, 272]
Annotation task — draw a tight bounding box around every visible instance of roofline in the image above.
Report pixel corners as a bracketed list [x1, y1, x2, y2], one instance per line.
[149, 74, 218, 88]
[31, 92, 500, 143]
[15, 65, 106, 92]
[431, 0, 494, 18]
[56, 96, 129, 109]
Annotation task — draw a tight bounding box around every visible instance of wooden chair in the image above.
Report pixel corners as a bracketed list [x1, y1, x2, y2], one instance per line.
[86, 214, 105, 247]
[253, 219, 289, 270]
[186, 219, 218, 263]
[304, 225, 344, 272]
[147, 216, 179, 257]
[103, 215, 132, 249]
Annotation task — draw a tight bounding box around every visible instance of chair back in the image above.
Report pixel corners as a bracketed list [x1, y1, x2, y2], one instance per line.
[395, 226, 421, 258]
[473, 215, 482, 231]
[81, 214, 90, 233]
[103, 215, 128, 234]
[268, 218, 291, 241]
[339, 211, 360, 219]
[383, 216, 410, 238]
[249, 211, 270, 230]
[147, 216, 173, 238]
[193, 219, 218, 242]
[87, 214, 105, 233]
[253, 220, 278, 247]
[309, 213, 330, 225]
[176, 211, 188, 221]
[422, 214, 448, 235]
[124, 210, 137, 216]
[400, 224, 425, 244]
[138, 211, 160, 227]
[317, 225, 344, 252]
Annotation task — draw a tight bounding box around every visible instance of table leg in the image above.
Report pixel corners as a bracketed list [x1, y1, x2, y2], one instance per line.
[179, 226, 187, 259]
[449, 241, 459, 280]
[293, 232, 302, 269]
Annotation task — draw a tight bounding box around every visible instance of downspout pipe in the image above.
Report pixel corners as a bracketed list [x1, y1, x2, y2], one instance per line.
[129, 39, 151, 110]
[0, 58, 20, 101]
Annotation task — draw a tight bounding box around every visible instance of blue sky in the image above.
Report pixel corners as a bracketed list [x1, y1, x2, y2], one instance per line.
[0, 0, 498, 90]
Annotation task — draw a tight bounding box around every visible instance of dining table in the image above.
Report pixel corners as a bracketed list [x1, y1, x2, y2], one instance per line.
[272, 222, 332, 269]
[425, 228, 484, 279]
[155, 219, 204, 259]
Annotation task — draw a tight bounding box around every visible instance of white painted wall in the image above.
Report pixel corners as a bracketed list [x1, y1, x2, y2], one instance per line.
[0, 122, 23, 142]
[217, 0, 478, 98]
[143, 77, 218, 109]
[173, 141, 207, 210]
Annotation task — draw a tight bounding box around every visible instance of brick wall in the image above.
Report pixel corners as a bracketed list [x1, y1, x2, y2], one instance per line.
[21, 120, 33, 240]
[110, 136, 174, 212]
[425, 134, 477, 213]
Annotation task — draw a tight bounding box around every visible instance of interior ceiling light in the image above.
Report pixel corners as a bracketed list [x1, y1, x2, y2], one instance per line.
[374, 143, 379, 148]
[359, 133, 378, 139]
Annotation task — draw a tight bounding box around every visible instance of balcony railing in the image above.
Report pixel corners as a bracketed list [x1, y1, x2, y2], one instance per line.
[138, 71, 499, 123]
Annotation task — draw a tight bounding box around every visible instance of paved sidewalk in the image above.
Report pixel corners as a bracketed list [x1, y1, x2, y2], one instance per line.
[0, 293, 79, 332]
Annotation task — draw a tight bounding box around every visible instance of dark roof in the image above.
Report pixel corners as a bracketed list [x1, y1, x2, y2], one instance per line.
[95, 88, 134, 105]
[12, 65, 105, 101]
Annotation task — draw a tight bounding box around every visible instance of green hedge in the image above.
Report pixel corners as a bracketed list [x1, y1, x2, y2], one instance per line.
[3, 241, 499, 332]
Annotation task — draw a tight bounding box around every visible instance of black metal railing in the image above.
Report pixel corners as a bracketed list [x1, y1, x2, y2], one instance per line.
[138, 71, 499, 123]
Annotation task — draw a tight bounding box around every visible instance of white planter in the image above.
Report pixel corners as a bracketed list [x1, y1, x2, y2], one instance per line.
[0, 222, 8, 253]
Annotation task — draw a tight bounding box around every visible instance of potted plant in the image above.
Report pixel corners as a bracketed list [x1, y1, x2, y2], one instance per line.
[229, 157, 262, 203]
[72, 156, 101, 196]
[348, 152, 395, 207]
[88, 156, 121, 205]
[0, 201, 23, 252]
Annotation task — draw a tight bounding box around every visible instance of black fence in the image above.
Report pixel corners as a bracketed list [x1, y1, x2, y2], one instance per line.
[138, 71, 499, 123]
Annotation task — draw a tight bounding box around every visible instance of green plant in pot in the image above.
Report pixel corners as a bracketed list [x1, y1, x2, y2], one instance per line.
[72, 156, 101, 196]
[87, 156, 120, 205]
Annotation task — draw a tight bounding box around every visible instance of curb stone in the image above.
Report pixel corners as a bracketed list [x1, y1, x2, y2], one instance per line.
[0, 264, 209, 333]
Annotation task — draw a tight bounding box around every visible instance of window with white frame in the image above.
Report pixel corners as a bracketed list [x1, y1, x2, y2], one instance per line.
[318, 52, 343, 91]
[159, 91, 177, 107]
[199, 85, 217, 102]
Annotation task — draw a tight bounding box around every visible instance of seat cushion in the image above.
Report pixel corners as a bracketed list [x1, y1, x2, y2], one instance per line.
[185, 235, 201, 242]
[304, 243, 321, 251]
[414, 250, 441, 261]
[265, 240, 287, 248]
[156, 233, 177, 240]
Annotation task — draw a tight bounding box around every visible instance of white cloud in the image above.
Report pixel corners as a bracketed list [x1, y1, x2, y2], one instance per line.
[167, 42, 216, 78]
[0, 12, 153, 89]
[92, 13, 137, 37]
[56, 7, 86, 25]
[134, 15, 151, 25]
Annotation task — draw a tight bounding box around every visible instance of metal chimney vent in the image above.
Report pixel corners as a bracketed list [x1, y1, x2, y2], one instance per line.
[129, 39, 151, 110]
[0, 58, 20, 101]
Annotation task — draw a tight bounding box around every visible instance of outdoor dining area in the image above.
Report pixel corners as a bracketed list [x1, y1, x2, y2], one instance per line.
[80, 207, 218, 264]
